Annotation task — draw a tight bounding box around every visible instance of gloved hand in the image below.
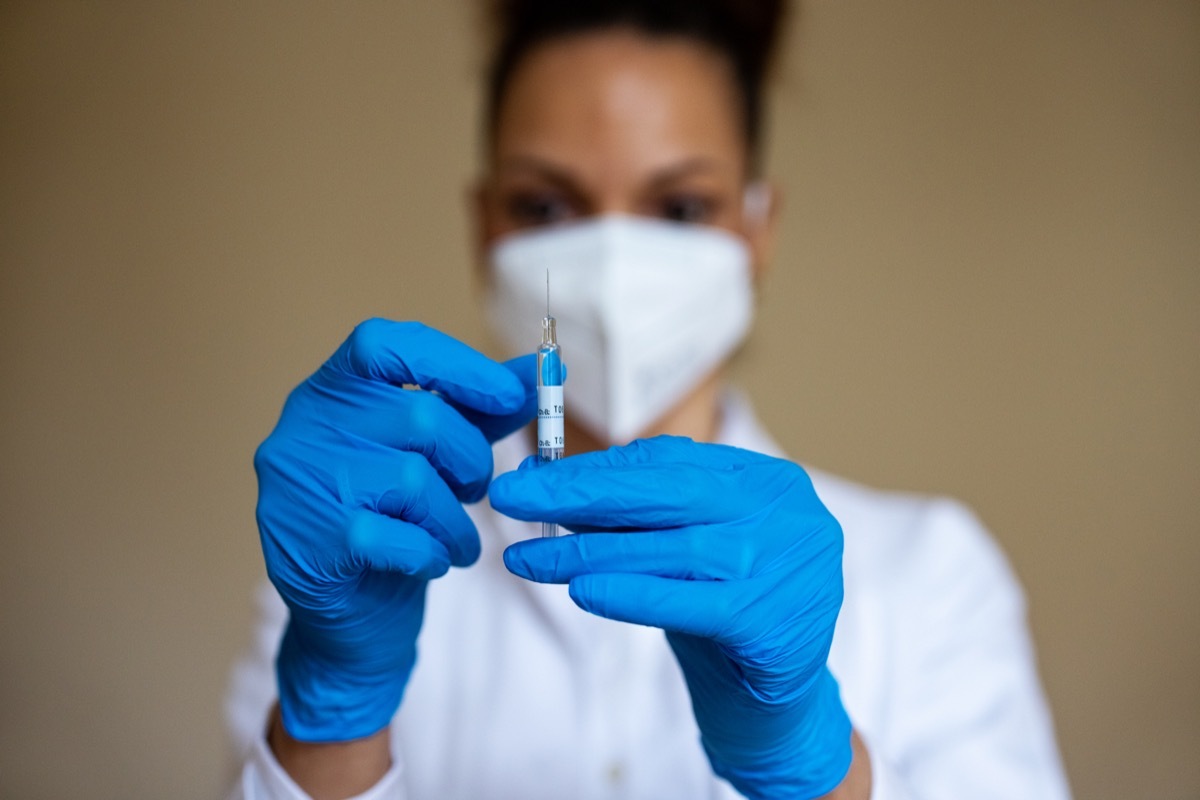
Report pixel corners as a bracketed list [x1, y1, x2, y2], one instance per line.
[254, 319, 536, 742]
[491, 436, 852, 799]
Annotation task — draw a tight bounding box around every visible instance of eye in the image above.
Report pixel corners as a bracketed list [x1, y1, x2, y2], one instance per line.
[659, 193, 716, 224]
[505, 191, 576, 227]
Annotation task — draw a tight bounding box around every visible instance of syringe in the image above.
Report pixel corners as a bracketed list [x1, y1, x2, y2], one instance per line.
[536, 271, 564, 538]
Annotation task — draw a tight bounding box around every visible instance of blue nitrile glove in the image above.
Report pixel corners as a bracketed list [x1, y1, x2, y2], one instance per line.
[254, 319, 536, 742]
[491, 436, 852, 799]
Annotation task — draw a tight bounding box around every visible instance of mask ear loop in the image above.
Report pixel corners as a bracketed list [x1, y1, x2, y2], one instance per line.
[742, 181, 771, 227]
[741, 181, 773, 286]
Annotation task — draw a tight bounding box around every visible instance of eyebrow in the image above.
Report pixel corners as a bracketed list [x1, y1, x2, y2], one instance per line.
[495, 155, 580, 189]
[645, 157, 726, 189]
[495, 155, 727, 189]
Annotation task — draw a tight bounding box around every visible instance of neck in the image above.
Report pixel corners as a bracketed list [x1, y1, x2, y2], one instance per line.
[559, 370, 726, 456]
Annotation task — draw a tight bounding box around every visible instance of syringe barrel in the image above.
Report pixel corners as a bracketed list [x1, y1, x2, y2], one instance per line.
[536, 322, 563, 537]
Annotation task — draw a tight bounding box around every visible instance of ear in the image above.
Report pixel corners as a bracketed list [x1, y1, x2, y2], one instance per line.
[743, 181, 781, 284]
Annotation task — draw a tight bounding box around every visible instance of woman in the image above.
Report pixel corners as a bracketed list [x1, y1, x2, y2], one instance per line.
[227, 2, 1070, 798]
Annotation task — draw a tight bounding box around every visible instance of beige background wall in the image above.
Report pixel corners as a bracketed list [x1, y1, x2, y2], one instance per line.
[1, 2, 1196, 798]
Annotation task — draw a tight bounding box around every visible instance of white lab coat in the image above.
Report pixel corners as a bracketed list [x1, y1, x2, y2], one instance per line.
[224, 393, 1072, 800]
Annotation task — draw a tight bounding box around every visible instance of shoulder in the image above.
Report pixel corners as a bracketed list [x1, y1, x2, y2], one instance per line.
[808, 467, 1024, 618]
[719, 392, 1025, 618]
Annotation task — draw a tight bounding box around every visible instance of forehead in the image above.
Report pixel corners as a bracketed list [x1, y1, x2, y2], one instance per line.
[492, 29, 746, 179]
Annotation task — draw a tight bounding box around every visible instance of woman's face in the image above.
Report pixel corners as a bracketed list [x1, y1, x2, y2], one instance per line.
[474, 29, 777, 271]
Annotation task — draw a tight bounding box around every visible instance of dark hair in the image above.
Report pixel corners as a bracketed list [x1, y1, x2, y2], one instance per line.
[485, 0, 790, 168]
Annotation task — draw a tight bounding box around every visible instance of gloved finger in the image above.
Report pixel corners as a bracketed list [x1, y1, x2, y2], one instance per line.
[328, 319, 527, 415]
[446, 354, 539, 444]
[357, 451, 482, 568]
[555, 435, 765, 470]
[490, 459, 793, 529]
[504, 456, 619, 535]
[345, 508, 452, 580]
[389, 392, 495, 503]
[311, 383, 496, 502]
[503, 526, 751, 583]
[567, 573, 733, 639]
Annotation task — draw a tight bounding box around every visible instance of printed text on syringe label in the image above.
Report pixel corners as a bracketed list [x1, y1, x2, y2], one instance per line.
[536, 386, 564, 448]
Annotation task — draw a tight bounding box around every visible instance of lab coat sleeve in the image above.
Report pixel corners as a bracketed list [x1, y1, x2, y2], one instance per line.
[222, 583, 406, 800]
[864, 500, 1072, 800]
[858, 730, 917, 800]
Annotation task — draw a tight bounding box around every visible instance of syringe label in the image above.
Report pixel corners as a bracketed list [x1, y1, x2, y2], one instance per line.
[536, 386, 565, 448]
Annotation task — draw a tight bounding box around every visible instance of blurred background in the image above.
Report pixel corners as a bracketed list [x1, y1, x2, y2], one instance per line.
[1, 1, 1197, 797]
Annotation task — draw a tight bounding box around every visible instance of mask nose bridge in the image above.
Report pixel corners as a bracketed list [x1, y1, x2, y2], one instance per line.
[590, 216, 628, 334]
[587, 217, 639, 436]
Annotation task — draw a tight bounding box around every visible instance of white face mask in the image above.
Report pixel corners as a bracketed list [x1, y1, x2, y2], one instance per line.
[484, 214, 754, 444]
